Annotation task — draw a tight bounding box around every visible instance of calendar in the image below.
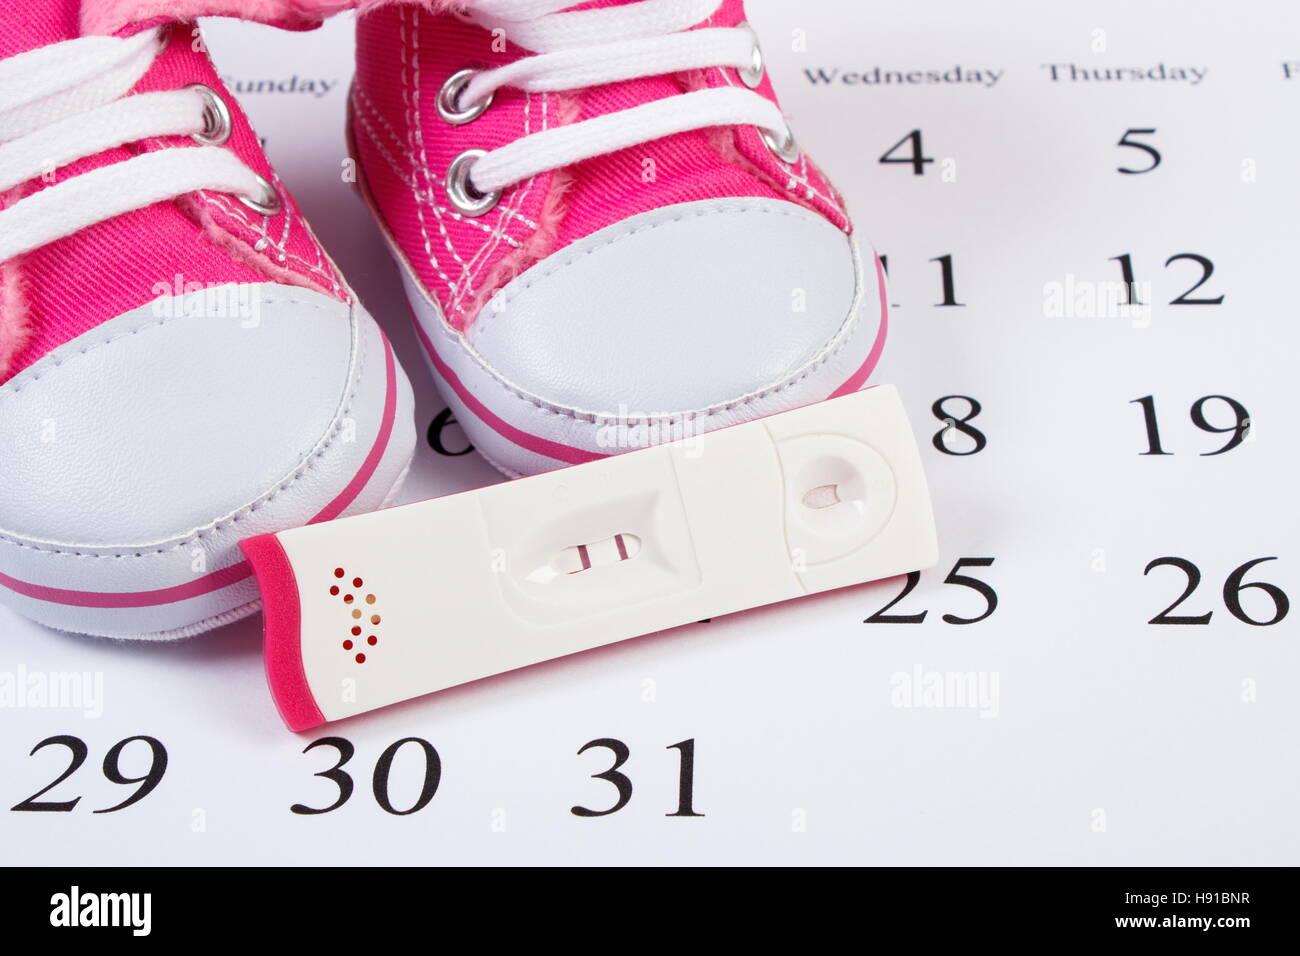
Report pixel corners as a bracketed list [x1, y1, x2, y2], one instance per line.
[2, 0, 1296, 866]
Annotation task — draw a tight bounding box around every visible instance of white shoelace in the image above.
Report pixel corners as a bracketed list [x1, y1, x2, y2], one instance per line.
[0, 29, 276, 263]
[0, 2, 790, 256]
[450, 0, 795, 201]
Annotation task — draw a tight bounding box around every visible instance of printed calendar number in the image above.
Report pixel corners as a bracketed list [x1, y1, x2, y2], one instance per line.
[879, 254, 966, 307]
[1117, 128, 1162, 174]
[1131, 395, 1251, 456]
[878, 129, 934, 176]
[1110, 253, 1224, 306]
[11, 735, 167, 814]
[866, 558, 999, 625]
[571, 738, 703, 818]
[1145, 557, 1289, 627]
[292, 736, 443, 816]
[427, 408, 474, 457]
[932, 396, 987, 456]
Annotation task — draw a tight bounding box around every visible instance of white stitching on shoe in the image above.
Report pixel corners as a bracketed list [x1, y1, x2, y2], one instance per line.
[203, 193, 344, 289]
[135, 130, 347, 294]
[350, 84, 536, 238]
[409, 6, 475, 311]
[452, 89, 547, 313]
[400, 7, 459, 300]
[275, 172, 294, 260]
[448, 89, 533, 312]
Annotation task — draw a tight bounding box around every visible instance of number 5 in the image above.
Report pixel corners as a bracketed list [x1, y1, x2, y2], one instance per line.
[1117, 128, 1160, 174]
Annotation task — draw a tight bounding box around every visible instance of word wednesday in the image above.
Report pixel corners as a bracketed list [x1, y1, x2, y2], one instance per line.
[1041, 63, 1208, 85]
[805, 66, 1003, 88]
[50, 887, 151, 937]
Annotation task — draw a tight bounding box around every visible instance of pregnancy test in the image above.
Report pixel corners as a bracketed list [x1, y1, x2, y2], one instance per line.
[241, 385, 938, 730]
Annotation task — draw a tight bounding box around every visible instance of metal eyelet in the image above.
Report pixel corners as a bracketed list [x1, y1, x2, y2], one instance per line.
[239, 172, 283, 217]
[445, 149, 501, 217]
[761, 126, 800, 164]
[437, 68, 495, 125]
[737, 22, 764, 89]
[187, 84, 233, 146]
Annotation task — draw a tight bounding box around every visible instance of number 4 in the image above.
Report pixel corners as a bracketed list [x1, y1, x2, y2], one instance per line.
[880, 130, 934, 176]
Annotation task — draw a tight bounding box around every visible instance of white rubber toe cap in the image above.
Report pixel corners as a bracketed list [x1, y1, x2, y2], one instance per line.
[417, 197, 884, 475]
[0, 282, 415, 638]
[467, 197, 870, 413]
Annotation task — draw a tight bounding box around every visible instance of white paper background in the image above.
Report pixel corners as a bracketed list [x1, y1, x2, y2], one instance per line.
[1, 0, 1297, 865]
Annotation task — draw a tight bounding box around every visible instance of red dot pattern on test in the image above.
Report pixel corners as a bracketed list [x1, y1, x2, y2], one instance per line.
[331, 566, 378, 664]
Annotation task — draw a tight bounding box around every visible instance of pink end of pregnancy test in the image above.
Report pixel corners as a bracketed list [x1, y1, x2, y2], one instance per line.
[240, 386, 939, 731]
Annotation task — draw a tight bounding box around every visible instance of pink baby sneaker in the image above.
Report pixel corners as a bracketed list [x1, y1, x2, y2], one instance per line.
[350, 0, 885, 476]
[0, 2, 416, 639]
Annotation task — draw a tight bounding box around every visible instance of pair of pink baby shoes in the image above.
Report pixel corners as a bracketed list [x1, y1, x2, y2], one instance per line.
[0, 0, 886, 639]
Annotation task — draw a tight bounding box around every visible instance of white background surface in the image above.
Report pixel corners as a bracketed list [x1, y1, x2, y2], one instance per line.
[2, 0, 1297, 864]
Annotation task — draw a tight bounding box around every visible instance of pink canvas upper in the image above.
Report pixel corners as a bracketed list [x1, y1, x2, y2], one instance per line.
[0, 1, 347, 384]
[350, 0, 852, 331]
[17, 0, 856, 368]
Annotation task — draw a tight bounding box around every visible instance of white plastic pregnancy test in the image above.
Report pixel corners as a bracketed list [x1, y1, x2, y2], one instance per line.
[241, 386, 938, 730]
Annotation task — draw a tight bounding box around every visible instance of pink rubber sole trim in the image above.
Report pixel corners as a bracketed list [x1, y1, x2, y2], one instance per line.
[412, 253, 890, 466]
[304, 331, 400, 523]
[0, 333, 400, 610]
[0, 560, 252, 610]
[828, 254, 889, 398]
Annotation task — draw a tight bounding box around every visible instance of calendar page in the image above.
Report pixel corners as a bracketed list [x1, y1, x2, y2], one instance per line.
[1, 0, 1296, 867]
